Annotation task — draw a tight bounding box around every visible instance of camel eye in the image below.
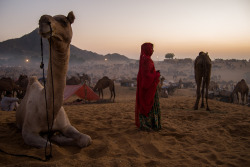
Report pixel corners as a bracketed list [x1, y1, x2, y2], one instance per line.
[60, 19, 68, 27]
[54, 17, 68, 27]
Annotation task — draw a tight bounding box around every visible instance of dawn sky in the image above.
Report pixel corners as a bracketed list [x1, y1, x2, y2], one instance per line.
[0, 0, 250, 60]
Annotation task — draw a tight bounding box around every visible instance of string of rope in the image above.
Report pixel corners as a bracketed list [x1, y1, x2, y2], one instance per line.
[48, 22, 55, 159]
[40, 36, 51, 161]
[0, 148, 46, 162]
[43, 22, 55, 161]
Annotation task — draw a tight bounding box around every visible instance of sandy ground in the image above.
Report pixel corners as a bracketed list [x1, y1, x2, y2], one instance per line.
[0, 85, 250, 167]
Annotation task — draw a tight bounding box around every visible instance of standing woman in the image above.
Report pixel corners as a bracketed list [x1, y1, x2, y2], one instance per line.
[135, 42, 161, 131]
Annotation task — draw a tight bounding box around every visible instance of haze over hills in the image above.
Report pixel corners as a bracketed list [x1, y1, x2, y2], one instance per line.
[0, 28, 129, 66]
[0, 29, 249, 85]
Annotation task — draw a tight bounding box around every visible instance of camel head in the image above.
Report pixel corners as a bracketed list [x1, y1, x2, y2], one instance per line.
[18, 75, 28, 80]
[199, 51, 209, 57]
[39, 11, 75, 43]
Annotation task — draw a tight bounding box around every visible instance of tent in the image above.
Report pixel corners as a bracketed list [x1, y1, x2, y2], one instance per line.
[63, 84, 100, 101]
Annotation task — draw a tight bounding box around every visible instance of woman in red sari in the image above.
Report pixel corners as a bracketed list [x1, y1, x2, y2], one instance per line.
[135, 42, 161, 131]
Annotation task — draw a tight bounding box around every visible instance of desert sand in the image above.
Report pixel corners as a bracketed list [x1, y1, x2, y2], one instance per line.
[0, 84, 249, 167]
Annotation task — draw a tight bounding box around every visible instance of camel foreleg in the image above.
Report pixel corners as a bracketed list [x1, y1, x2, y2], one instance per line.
[101, 89, 104, 99]
[112, 90, 115, 102]
[60, 125, 92, 148]
[205, 84, 210, 111]
[205, 77, 210, 111]
[194, 78, 201, 110]
[236, 93, 239, 104]
[241, 92, 245, 105]
[200, 79, 205, 108]
[112, 87, 115, 102]
[98, 90, 101, 98]
[110, 87, 115, 102]
[194, 89, 201, 110]
[246, 92, 249, 105]
[22, 128, 50, 148]
[110, 89, 113, 101]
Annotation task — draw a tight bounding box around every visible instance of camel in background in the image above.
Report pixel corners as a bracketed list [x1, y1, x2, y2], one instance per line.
[77, 73, 91, 86]
[231, 79, 249, 105]
[0, 77, 21, 99]
[93, 76, 115, 102]
[157, 76, 165, 93]
[178, 78, 183, 88]
[158, 76, 169, 98]
[15, 75, 28, 99]
[194, 51, 212, 111]
[66, 75, 81, 85]
[66, 73, 91, 85]
[209, 81, 219, 91]
[16, 11, 91, 148]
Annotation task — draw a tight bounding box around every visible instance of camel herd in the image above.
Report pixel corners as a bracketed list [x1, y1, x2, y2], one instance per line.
[0, 75, 28, 100]
[0, 11, 249, 150]
[66, 74, 116, 101]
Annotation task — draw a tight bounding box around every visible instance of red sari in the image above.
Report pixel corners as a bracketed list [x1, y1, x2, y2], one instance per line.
[135, 43, 160, 128]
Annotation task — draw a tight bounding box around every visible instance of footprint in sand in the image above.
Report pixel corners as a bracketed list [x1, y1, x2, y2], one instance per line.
[138, 142, 165, 159]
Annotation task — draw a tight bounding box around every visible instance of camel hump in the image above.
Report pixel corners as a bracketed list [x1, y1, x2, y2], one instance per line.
[28, 76, 38, 85]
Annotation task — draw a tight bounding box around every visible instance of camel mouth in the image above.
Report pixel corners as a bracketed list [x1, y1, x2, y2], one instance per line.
[39, 23, 52, 39]
[39, 31, 51, 39]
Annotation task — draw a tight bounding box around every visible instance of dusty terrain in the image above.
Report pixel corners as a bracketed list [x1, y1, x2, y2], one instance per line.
[0, 84, 249, 167]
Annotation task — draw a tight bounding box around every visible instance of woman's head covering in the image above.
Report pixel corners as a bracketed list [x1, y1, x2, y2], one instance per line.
[138, 42, 154, 76]
[140, 43, 154, 58]
[135, 42, 160, 128]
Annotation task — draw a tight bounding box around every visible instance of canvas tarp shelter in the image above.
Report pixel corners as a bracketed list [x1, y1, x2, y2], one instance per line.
[63, 84, 100, 101]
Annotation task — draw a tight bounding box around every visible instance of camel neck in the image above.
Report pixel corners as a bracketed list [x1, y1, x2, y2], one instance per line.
[45, 40, 70, 113]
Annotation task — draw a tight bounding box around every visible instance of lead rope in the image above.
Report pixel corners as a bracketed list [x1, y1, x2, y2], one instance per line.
[40, 22, 55, 161]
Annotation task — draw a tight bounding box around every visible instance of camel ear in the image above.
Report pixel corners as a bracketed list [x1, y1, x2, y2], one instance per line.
[67, 11, 75, 24]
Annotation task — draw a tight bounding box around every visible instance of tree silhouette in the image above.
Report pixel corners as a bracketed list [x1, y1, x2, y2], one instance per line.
[165, 53, 175, 59]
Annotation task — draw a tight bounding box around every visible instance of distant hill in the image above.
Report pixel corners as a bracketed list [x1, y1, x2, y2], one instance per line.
[0, 28, 129, 66]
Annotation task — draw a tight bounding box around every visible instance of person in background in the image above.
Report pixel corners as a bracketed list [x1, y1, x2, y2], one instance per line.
[135, 42, 161, 131]
[0, 91, 19, 111]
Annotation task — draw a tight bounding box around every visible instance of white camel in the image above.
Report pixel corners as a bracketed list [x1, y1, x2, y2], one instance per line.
[16, 11, 92, 148]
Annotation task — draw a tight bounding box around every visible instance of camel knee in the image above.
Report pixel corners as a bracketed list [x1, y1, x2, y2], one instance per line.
[62, 125, 92, 147]
[194, 99, 199, 110]
[22, 130, 47, 148]
[77, 134, 92, 148]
